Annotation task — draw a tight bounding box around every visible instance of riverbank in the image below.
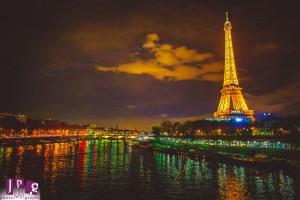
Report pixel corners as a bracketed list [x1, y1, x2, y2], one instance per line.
[132, 142, 298, 172]
[0, 135, 126, 147]
[136, 139, 300, 170]
[154, 137, 300, 159]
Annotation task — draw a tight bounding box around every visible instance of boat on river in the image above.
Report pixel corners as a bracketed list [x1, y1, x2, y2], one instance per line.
[226, 153, 274, 166]
[139, 141, 153, 149]
[125, 138, 139, 147]
[287, 160, 300, 169]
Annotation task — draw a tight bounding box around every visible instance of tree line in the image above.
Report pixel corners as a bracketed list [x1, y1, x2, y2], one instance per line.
[152, 113, 300, 137]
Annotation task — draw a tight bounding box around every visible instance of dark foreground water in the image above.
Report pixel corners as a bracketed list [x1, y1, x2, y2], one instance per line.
[0, 140, 299, 200]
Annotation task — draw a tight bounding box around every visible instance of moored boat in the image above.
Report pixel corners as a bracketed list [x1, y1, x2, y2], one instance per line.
[139, 141, 153, 149]
[226, 153, 273, 166]
[125, 138, 139, 147]
[287, 160, 300, 169]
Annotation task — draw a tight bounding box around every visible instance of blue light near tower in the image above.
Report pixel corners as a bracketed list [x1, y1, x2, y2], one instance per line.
[235, 117, 243, 122]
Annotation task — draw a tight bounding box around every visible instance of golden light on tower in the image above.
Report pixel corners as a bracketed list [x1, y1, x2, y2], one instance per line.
[214, 12, 255, 121]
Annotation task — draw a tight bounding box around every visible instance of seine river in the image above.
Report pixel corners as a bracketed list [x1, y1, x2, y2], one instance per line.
[0, 140, 299, 200]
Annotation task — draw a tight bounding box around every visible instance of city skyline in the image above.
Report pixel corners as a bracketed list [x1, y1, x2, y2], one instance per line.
[0, 1, 299, 130]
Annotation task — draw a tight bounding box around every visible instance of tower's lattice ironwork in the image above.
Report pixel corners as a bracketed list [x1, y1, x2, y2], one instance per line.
[214, 12, 255, 121]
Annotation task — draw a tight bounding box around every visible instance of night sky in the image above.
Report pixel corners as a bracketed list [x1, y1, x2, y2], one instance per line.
[0, 0, 299, 130]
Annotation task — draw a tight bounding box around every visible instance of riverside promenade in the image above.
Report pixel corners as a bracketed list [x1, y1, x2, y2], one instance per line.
[155, 137, 300, 160]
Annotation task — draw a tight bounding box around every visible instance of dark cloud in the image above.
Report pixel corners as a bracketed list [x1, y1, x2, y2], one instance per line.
[253, 42, 280, 54]
[0, 0, 299, 130]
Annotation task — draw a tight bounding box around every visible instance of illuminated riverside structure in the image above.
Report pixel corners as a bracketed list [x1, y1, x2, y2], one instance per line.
[0, 127, 144, 141]
[157, 137, 300, 151]
[214, 12, 255, 121]
[0, 112, 27, 123]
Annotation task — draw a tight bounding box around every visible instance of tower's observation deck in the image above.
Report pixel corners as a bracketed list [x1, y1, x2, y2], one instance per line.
[214, 12, 255, 121]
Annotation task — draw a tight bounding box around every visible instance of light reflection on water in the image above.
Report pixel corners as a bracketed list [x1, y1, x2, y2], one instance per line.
[0, 140, 298, 200]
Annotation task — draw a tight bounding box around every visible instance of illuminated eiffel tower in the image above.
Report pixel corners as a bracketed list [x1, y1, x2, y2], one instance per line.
[214, 12, 255, 121]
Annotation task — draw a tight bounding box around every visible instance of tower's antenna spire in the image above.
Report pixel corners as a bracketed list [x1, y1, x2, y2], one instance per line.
[225, 12, 229, 22]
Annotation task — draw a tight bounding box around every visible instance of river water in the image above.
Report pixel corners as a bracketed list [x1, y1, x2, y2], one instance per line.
[0, 140, 299, 200]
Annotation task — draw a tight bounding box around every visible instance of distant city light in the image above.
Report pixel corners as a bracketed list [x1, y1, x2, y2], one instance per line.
[235, 117, 243, 122]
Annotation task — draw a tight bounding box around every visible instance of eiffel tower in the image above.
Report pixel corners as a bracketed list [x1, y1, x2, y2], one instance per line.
[214, 12, 255, 121]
